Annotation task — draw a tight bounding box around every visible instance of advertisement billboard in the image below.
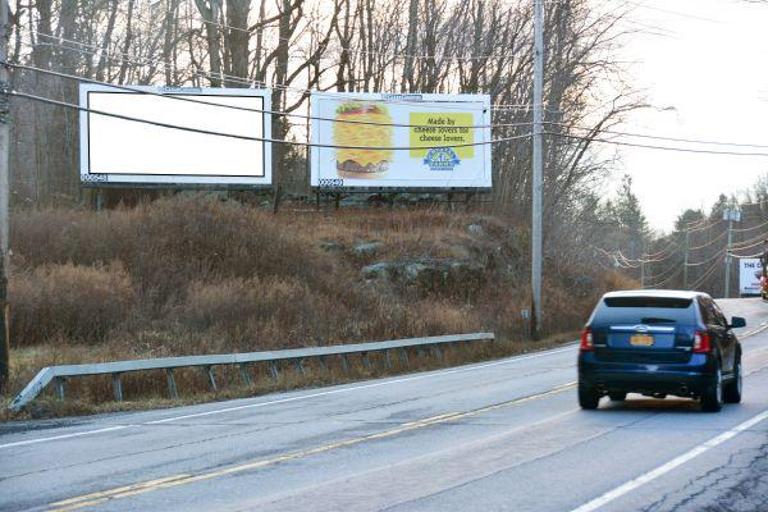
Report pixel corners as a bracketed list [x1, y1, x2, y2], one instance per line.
[79, 84, 272, 187]
[739, 258, 763, 296]
[310, 92, 492, 190]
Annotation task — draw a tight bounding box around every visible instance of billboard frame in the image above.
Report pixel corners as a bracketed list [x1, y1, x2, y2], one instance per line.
[309, 92, 492, 192]
[78, 84, 272, 189]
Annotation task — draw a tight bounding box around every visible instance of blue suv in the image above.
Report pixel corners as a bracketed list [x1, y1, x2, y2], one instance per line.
[578, 290, 745, 412]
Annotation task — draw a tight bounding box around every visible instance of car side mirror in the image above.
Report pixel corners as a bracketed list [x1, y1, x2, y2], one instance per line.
[729, 316, 746, 329]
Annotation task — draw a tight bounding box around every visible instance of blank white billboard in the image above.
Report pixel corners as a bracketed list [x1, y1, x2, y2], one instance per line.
[310, 92, 492, 190]
[79, 85, 272, 187]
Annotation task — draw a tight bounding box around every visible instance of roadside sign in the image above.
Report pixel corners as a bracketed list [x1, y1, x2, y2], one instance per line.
[79, 84, 272, 188]
[310, 92, 492, 190]
[739, 258, 762, 296]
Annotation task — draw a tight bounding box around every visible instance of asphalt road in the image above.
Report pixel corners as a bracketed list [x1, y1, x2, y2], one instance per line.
[2, 298, 768, 512]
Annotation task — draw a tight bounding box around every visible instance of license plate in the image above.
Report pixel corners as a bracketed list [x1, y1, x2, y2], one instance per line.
[630, 334, 654, 347]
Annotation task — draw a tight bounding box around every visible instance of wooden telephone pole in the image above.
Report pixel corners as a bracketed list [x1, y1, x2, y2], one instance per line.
[0, 0, 10, 392]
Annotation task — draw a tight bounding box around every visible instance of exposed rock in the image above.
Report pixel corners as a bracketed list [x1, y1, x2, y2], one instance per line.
[319, 240, 343, 252]
[360, 258, 487, 297]
[467, 223, 484, 235]
[362, 262, 392, 280]
[353, 241, 383, 257]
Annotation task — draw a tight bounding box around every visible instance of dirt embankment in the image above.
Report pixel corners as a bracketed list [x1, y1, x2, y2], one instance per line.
[2, 196, 632, 417]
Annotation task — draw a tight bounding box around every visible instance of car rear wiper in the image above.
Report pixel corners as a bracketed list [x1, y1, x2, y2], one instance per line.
[640, 317, 676, 324]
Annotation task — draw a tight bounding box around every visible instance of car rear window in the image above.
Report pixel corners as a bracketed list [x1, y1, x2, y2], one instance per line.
[594, 296, 696, 325]
[604, 297, 692, 309]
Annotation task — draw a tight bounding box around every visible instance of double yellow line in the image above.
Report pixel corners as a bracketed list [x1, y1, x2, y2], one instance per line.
[49, 381, 576, 511]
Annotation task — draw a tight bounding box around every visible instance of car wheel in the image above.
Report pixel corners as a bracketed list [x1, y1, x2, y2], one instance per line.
[723, 358, 743, 404]
[609, 391, 627, 402]
[701, 363, 724, 412]
[579, 383, 601, 410]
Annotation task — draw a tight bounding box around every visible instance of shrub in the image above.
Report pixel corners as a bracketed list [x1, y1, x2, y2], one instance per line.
[10, 262, 135, 346]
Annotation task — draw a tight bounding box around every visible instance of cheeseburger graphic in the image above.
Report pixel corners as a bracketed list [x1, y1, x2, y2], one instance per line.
[334, 102, 393, 178]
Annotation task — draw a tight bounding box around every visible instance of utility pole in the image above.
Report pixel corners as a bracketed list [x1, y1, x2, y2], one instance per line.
[640, 259, 646, 289]
[0, 0, 10, 393]
[683, 228, 690, 289]
[531, 0, 544, 338]
[723, 207, 740, 298]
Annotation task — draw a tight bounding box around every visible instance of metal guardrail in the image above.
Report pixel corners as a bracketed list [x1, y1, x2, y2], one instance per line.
[9, 332, 494, 412]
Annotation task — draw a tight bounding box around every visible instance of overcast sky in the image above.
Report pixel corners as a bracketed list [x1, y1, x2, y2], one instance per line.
[608, 0, 768, 232]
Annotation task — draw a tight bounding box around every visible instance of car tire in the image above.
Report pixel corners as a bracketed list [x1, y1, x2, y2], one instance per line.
[701, 363, 724, 413]
[723, 358, 743, 404]
[609, 391, 627, 402]
[579, 383, 601, 410]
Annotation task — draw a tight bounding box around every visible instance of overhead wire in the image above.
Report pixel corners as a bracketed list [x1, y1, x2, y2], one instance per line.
[732, 218, 768, 233]
[22, 35, 541, 111]
[646, 266, 683, 289]
[10, 89, 533, 150]
[687, 218, 722, 234]
[548, 122, 768, 150]
[645, 261, 683, 288]
[685, 249, 726, 268]
[548, 132, 768, 158]
[729, 235, 768, 252]
[688, 230, 727, 251]
[6, 61, 537, 131]
[689, 254, 725, 290]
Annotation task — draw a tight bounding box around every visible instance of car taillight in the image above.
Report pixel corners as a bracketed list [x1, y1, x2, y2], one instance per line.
[693, 331, 711, 353]
[580, 328, 594, 352]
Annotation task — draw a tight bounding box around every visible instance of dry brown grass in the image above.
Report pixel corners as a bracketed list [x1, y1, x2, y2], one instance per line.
[0, 331, 577, 421]
[1, 195, 630, 418]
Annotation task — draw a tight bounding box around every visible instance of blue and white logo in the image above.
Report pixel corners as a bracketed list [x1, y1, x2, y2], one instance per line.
[423, 147, 460, 172]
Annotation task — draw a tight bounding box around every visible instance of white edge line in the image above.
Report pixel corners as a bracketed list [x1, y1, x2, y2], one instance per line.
[570, 409, 768, 512]
[0, 425, 130, 449]
[0, 343, 577, 449]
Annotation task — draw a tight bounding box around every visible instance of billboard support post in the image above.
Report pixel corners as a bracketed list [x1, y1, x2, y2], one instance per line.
[531, 0, 544, 339]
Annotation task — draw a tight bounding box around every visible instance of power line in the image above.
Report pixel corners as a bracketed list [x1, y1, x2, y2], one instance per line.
[548, 132, 768, 157]
[23, 36, 542, 111]
[645, 259, 682, 287]
[688, 230, 727, 251]
[9, 89, 533, 150]
[732, 218, 768, 233]
[687, 218, 722, 234]
[7, 61, 536, 131]
[689, 254, 725, 290]
[686, 249, 726, 268]
[623, 0, 722, 24]
[549, 123, 768, 150]
[646, 266, 683, 289]
[730, 234, 768, 252]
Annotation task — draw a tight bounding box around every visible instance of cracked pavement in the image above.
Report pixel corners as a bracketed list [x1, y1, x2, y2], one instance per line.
[2, 298, 768, 511]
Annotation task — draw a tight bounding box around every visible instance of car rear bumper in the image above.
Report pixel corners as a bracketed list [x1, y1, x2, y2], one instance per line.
[578, 352, 715, 396]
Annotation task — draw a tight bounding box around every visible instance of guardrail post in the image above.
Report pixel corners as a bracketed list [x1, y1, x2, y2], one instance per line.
[294, 358, 305, 376]
[239, 363, 252, 386]
[166, 369, 179, 399]
[112, 373, 124, 402]
[205, 366, 217, 392]
[54, 377, 65, 401]
[318, 356, 327, 372]
[7, 333, 495, 412]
